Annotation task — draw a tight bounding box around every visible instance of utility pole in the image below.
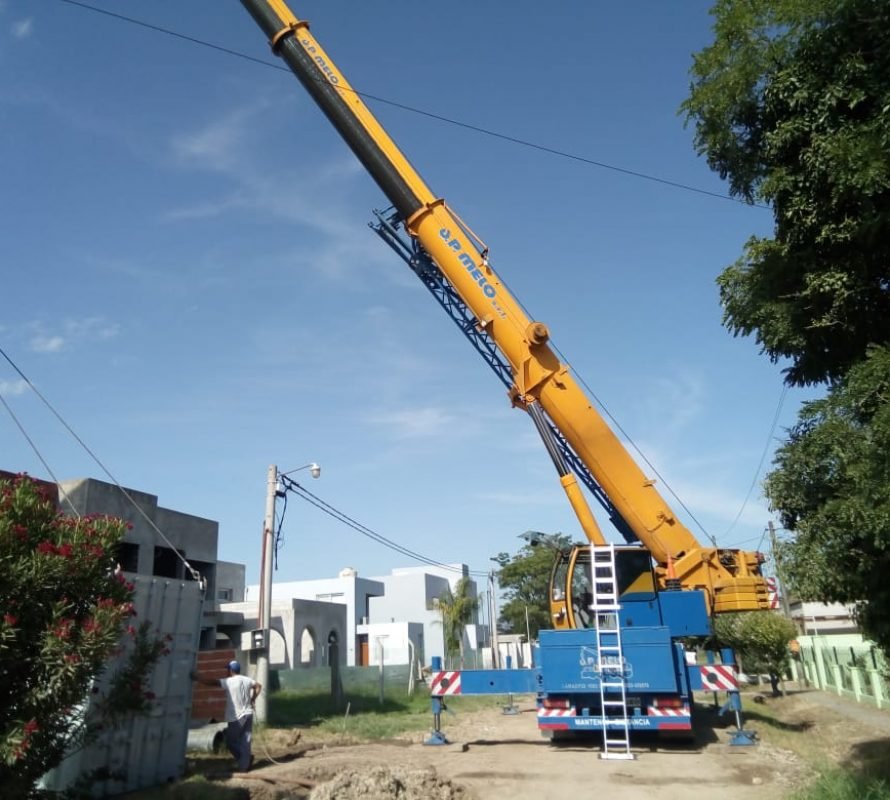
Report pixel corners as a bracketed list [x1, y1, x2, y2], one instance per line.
[768, 520, 793, 620]
[255, 464, 278, 723]
[488, 570, 500, 669]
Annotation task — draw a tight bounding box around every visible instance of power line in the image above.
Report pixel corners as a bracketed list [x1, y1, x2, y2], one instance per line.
[0, 345, 202, 583]
[281, 475, 488, 577]
[720, 384, 789, 541]
[55, 0, 767, 208]
[0, 390, 80, 518]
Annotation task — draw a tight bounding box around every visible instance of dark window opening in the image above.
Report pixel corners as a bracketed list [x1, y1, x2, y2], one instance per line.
[116, 541, 140, 573]
[153, 546, 183, 579]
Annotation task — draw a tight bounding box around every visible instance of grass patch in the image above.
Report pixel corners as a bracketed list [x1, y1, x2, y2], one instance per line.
[268, 689, 503, 740]
[787, 769, 890, 800]
[717, 690, 890, 799]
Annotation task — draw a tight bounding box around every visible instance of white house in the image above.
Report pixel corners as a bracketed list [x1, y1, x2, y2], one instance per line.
[246, 564, 485, 667]
[245, 567, 384, 666]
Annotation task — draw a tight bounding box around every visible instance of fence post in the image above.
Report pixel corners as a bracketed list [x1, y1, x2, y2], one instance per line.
[813, 642, 828, 689]
[870, 670, 885, 709]
[378, 639, 385, 705]
[850, 667, 862, 702]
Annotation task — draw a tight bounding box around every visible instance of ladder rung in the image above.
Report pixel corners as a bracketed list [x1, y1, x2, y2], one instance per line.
[602, 700, 625, 707]
[600, 682, 626, 690]
[605, 738, 630, 746]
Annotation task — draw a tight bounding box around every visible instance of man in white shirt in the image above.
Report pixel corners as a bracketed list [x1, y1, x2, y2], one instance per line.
[193, 660, 262, 772]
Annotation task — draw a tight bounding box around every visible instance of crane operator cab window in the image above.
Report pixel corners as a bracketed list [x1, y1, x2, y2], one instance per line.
[550, 545, 657, 630]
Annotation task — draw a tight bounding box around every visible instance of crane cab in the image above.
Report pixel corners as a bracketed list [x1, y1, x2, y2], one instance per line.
[549, 544, 658, 631]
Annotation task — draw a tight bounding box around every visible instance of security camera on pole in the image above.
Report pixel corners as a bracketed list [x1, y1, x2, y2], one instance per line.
[254, 462, 320, 723]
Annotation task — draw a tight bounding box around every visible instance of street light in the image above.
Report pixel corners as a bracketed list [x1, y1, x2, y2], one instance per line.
[255, 462, 320, 723]
[280, 462, 321, 480]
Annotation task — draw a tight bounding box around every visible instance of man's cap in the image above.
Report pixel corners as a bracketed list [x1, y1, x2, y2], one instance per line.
[227, 660, 241, 673]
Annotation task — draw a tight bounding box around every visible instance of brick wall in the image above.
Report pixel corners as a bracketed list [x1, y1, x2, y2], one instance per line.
[191, 648, 235, 722]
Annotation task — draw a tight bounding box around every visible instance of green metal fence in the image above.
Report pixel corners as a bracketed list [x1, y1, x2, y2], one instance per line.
[790, 634, 889, 709]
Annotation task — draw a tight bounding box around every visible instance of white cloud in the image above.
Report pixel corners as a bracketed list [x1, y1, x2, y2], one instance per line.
[164, 105, 393, 284]
[0, 379, 29, 397]
[11, 18, 32, 39]
[638, 369, 706, 440]
[369, 406, 455, 439]
[170, 107, 253, 172]
[27, 317, 120, 355]
[30, 335, 65, 354]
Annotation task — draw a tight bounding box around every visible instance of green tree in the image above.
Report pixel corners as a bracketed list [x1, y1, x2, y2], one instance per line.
[683, 0, 890, 659]
[713, 611, 798, 694]
[0, 476, 168, 797]
[436, 577, 478, 668]
[494, 534, 571, 639]
[682, 0, 890, 387]
[766, 347, 890, 655]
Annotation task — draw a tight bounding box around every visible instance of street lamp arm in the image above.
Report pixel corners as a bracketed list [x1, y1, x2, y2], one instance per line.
[281, 462, 321, 479]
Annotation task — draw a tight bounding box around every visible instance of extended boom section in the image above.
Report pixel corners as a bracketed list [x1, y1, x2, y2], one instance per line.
[241, 0, 767, 614]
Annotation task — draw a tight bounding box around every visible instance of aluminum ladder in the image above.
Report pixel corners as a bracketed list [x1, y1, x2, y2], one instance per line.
[591, 544, 634, 760]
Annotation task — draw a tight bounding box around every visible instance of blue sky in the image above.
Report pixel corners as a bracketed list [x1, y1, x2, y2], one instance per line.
[1, 1, 815, 586]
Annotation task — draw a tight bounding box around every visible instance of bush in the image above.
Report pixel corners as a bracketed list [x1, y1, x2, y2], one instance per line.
[0, 475, 167, 797]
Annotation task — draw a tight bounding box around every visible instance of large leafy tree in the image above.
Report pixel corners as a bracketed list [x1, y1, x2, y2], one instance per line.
[0, 476, 167, 797]
[683, 0, 890, 657]
[683, 0, 890, 387]
[767, 348, 890, 654]
[494, 534, 571, 640]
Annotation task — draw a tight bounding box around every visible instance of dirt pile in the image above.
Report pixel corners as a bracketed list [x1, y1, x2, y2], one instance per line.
[309, 764, 471, 800]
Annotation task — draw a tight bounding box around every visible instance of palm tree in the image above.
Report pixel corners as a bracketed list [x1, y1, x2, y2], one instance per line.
[437, 577, 478, 669]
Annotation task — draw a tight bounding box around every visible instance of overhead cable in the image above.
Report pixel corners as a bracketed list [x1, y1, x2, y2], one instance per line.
[56, 0, 766, 208]
[0, 345, 202, 583]
[282, 475, 488, 577]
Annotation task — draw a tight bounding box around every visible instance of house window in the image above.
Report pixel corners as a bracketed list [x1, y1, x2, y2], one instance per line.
[217, 588, 233, 602]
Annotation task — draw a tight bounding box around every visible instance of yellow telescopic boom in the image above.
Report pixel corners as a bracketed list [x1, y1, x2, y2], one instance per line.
[240, 0, 768, 614]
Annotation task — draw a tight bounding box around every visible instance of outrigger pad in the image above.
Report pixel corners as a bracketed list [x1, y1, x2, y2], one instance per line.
[729, 728, 758, 746]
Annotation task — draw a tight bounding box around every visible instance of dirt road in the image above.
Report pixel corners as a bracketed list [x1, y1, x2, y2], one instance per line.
[222, 699, 806, 800]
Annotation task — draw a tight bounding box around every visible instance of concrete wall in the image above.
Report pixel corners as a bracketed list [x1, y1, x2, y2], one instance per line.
[356, 621, 425, 666]
[222, 598, 347, 670]
[41, 575, 205, 796]
[245, 575, 384, 666]
[790, 601, 859, 634]
[56, 477, 224, 649]
[369, 566, 480, 666]
[216, 560, 245, 603]
[244, 566, 480, 668]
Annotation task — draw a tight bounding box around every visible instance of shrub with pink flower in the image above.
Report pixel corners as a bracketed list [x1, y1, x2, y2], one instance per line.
[0, 476, 169, 797]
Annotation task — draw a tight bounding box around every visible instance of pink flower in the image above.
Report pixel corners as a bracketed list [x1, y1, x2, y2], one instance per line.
[4, 614, 18, 626]
[36, 541, 56, 555]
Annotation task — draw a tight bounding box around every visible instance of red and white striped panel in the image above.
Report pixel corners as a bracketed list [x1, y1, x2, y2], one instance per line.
[430, 671, 462, 696]
[647, 705, 690, 717]
[766, 577, 780, 609]
[537, 707, 577, 718]
[700, 664, 739, 691]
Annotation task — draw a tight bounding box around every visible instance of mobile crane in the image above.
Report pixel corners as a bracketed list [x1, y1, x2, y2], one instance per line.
[240, 0, 769, 750]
